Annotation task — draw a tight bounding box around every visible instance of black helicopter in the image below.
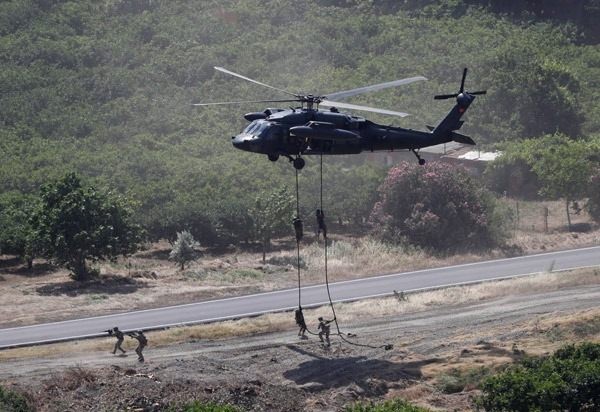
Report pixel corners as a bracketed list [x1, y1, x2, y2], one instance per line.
[193, 67, 486, 170]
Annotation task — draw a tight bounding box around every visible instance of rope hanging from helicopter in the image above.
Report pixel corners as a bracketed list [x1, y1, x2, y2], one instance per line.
[293, 153, 392, 350]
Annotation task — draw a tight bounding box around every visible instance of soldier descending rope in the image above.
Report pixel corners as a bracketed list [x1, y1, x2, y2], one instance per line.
[295, 307, 307, 338]
[316, 209, 327, 240]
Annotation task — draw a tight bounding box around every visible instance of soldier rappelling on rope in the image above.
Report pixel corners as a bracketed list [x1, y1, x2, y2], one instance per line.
[295, 307, 307, 339]
[316, 209, 327, 240]
[293, 217, 303, 242]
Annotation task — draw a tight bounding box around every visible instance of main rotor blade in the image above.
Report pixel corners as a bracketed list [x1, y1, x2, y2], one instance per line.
[470, 90, 487, 95]
[459, 68, 467, 93]
[214, 67, 298, 98]
[320, 99, 409, 117]
[192, 98, 299, 106]
[434, 93, 459, 100]
[325, 76, 427, 100]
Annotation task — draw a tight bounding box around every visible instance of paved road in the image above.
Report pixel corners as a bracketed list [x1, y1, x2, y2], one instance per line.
[1, 246, 599, 349]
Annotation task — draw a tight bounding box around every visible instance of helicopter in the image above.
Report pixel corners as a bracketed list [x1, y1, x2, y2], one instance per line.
[193, 67, 486, 170]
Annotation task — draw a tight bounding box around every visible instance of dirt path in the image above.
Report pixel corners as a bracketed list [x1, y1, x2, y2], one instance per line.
[2, 284, 599, 411]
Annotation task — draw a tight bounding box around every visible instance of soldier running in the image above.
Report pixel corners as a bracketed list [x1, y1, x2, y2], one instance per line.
[107, 326, 126, 355]
[128, 331, 148, 362]
[295, 307, 307, 338]
[317, 316, 333, 346]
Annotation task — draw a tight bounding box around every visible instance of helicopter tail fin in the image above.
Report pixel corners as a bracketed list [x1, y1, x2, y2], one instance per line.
[431, 68, 486, 143]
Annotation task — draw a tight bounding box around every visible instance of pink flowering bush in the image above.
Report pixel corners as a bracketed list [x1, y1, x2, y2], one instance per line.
[370, 161, 507, 251]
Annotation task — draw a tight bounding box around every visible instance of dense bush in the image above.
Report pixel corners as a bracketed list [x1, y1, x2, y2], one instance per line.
[369, 161, 508, 251]
[174, 401, 240, 412]
[0, 385, 31, 412]
[345, 398, 431, 412]
[479, 342, 600, 411]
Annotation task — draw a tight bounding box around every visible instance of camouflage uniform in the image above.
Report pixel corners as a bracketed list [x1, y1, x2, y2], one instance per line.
[129, 331, 147, 362]
[316, 209, 327, 239]
[317, 317, 332, 346]
[110, 327, 126, 354]
[295, 308, 307, 337]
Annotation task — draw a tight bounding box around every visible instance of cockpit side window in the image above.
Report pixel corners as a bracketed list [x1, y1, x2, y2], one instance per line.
[243, 120, 261, 135]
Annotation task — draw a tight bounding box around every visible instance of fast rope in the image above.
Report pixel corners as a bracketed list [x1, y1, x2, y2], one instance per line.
[318, 154, 392, 350]
[293, 165, 318, 337]
[292, 154, 392, 350]
[294, 167, 302, 309]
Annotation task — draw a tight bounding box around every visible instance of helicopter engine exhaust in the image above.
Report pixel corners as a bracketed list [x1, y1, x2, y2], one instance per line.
[244, 112, 268, 121]
[290, 126, 359, 142]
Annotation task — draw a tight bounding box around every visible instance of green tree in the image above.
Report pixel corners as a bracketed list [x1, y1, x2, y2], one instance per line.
[487, 134, 599, 229]
[169, 230, 199, 270]
[252, 187, 295, 263]
[35, 173, 143, 280]
[588, 168, 600, 223]
[0, 192, 42, 268]
[475, 37, 585, 141]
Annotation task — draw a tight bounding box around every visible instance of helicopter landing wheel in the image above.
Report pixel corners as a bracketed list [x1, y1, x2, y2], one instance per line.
[293, 157, 305, 170]
[268, 154, 279, 162]
[411, 149, 426, 166]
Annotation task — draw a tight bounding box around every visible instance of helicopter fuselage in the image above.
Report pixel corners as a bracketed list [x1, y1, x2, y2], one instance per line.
[231, 107, 451, 158]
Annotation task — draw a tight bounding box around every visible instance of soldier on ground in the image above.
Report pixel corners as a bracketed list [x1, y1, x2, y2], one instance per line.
[317, 316, 334, 346]
[295, 307, 307, 338]
[107, 326, 126, 355]
[128, 331, 148, 362]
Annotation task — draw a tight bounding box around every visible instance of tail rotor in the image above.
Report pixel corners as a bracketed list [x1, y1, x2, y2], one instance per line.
[434, 68, 487, 100]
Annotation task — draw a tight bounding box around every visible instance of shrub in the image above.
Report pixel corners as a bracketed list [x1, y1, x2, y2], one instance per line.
[436, 366, 493, 394]
[225, 268, 263, 279]
[170, 230, 199, 270]
[478, 342, 600, 411]
[0, 385, 32, 412]
[370, 161, 507, 252]
[175, 401, 240, 412]
[345, 398, 431, 412]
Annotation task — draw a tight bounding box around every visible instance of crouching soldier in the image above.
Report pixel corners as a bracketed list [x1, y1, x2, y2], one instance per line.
[317, 317, 334, 346]
[128, 331, 147, 362]
[107, 326, 126, 355]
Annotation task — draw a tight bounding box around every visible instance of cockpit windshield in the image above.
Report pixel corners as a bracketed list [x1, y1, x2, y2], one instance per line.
[242, 120, 270, 136]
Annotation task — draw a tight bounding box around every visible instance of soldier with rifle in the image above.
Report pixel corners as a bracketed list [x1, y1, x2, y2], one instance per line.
[105, 326, 126, 355]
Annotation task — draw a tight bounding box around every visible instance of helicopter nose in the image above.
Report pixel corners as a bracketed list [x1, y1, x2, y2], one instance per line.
[232, 134, 252, 151]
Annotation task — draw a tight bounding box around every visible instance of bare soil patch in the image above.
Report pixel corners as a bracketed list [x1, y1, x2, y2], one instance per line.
[1, 272, 599, 411]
